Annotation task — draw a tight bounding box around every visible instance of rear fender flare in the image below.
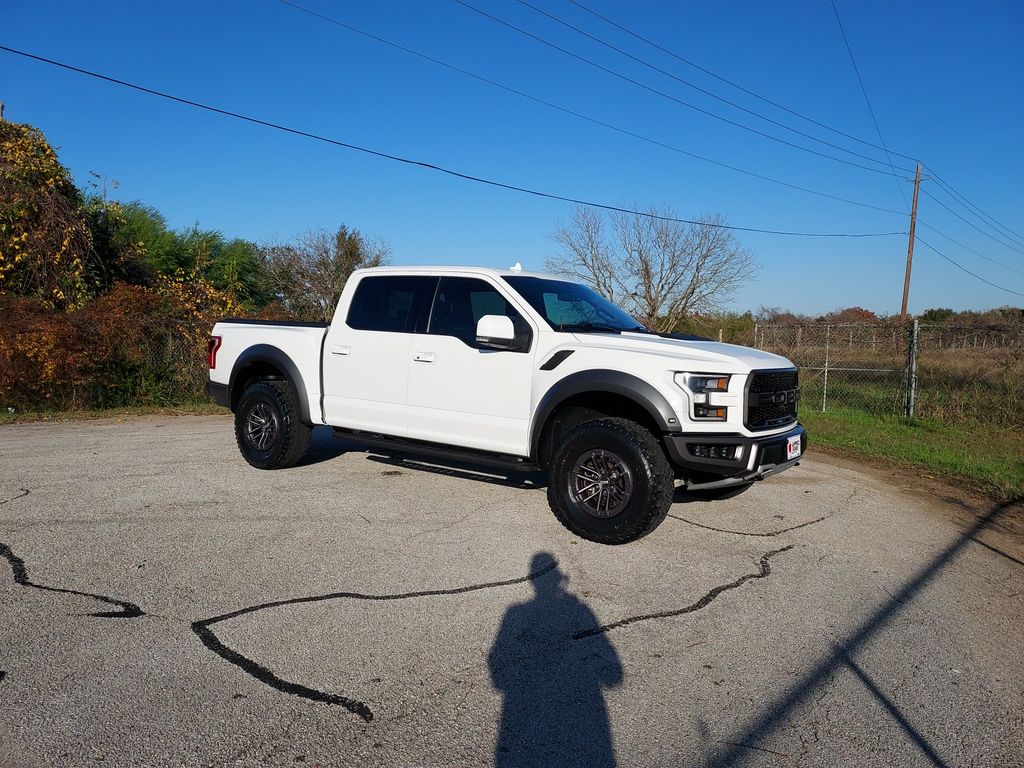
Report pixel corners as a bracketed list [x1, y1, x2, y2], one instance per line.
[228, 344, 312, 425]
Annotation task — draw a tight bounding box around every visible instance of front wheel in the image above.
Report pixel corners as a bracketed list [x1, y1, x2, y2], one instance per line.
[234, 380, 311, 469]
[547, 418, 675, 544]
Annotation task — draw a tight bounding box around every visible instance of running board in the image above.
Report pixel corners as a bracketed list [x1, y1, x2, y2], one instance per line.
[332, 428, 542, 473]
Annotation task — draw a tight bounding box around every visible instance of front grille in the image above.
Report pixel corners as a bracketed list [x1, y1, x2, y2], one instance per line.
[746, 369, 799, 430]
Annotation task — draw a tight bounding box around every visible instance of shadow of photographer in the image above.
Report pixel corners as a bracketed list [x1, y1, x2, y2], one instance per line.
[488, 552, 623, 768]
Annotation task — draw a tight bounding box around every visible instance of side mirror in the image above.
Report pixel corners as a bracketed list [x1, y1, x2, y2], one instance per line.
[476, 315, 517, 350]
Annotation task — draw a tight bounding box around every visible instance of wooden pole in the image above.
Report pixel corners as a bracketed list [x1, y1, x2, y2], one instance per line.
[900, 162, 922, 321]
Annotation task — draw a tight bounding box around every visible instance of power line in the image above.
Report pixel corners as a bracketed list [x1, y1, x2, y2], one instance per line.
[512, 0, 910, 174]
[564, 0, 921, 165]
[917, 221, 1024, 276]
[828, 0, 910, 211]
[275, 0, 903, 216]
[0, 44, 907, 239]
[562, 0, 1024, 264]
[922, 166, 1024, 249]
[920, 188, 1024, 256]
[915, 236, 1024, 297]
[449, 0, 909, 177]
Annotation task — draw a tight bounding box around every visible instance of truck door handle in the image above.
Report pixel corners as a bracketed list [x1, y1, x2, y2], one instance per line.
[331, 345, 351, 356]
[412, 352, 436, 363]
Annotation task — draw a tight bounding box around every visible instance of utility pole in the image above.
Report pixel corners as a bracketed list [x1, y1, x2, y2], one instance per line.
[900, 162, 922, 322]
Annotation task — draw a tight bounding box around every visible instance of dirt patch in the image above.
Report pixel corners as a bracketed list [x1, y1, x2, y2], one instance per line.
[808, 448, 1024, 558]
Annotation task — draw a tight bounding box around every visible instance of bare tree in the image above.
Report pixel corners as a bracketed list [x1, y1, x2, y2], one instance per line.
[261, 225, 390, 321]
[547, 205, 758, 332]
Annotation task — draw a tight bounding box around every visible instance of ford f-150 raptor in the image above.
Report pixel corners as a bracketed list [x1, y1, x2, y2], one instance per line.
[207, 265, 805, 544]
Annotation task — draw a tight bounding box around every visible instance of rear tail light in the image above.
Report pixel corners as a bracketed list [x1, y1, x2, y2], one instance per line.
[207, 336, 222, 369]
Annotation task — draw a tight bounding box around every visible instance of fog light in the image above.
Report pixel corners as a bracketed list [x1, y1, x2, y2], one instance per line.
[690, 444, 738, 460]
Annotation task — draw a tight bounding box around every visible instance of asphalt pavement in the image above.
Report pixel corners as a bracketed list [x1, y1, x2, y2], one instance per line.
[1, 415, 1021, 767]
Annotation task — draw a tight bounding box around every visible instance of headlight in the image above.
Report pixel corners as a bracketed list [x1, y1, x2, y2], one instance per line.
[678, 373, 730, 394]
[675, 372, 731, 421]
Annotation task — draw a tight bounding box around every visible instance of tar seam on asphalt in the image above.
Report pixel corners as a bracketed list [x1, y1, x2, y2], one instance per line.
[190, 558, 560, 722]
[0, 542, 144, 618]
[0, 488, 30, 506]
[669, 514, 825, 537]
[573, 546, 793, 639]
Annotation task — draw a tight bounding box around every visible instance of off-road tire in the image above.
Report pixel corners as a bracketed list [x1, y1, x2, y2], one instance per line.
[685, 482, 754, 501]
[547, 417, 674, 544]
[234, 380, 312, 470]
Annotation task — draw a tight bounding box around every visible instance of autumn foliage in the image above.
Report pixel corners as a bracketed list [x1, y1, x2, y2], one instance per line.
[0, 276, 239, 410]
[0, 116, 392, 412]
[0, 121, 93, 307]
[0, 119, 244, 410]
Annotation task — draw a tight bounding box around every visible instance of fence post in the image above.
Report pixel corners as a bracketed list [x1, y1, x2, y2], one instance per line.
[904, 318, 919, 418]
[822, 324, 831, 412]
[718, 328, 723, 343]
[754, 322, 759, 348]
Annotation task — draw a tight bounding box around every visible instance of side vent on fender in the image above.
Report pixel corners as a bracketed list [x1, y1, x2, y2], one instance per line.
[540, 350, 574, 371]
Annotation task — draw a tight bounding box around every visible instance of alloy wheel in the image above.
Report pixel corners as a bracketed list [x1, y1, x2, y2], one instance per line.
[569, 448, 634, 518]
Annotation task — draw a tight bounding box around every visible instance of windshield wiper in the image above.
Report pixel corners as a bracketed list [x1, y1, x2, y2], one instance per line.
[559, 322, 624, 334]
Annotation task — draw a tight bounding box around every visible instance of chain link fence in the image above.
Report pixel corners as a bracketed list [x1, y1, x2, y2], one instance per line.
[738, 322, 1024, 429]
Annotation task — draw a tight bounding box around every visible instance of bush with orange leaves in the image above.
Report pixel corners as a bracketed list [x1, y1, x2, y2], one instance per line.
[0, 273, 241, 411]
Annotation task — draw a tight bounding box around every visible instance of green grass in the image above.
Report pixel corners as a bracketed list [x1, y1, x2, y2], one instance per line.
[0, 401, 225, 425]
[800, 407, 1024, 501]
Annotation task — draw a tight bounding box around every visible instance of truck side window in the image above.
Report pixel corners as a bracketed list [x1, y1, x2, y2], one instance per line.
[428, 277, 531, 349]
[347, 276, 434, 333]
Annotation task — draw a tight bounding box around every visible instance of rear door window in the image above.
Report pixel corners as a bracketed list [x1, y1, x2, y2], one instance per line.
[346, 276, 436, 333]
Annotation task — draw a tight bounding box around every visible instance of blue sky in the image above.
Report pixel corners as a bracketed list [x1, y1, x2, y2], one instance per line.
[3, 0, 1022, 315]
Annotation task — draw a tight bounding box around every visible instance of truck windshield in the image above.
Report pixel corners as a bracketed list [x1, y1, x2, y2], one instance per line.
[503, 276, 650, 334]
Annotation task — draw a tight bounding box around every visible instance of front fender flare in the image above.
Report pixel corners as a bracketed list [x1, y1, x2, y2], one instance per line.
[530, 369, 681, 461]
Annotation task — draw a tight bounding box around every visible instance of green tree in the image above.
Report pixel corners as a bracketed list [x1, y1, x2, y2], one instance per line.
[118, 203, 186, 276]
[920, 307, 955, 323]
[206, 237, 271, 307]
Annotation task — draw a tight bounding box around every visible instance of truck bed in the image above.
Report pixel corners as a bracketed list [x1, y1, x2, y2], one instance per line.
[214, 319, 329, 328]
[209, 318, 330, 424]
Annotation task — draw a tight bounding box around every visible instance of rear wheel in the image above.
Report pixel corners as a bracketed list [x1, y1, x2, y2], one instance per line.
[547, 418, 674, 544]
[234, 380, 311, 469]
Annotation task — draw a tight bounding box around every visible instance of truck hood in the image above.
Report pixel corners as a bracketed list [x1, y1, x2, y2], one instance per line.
[570, 331, 794, 373]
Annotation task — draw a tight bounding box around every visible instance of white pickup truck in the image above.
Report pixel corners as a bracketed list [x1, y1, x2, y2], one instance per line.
[207, 265, 804, 544]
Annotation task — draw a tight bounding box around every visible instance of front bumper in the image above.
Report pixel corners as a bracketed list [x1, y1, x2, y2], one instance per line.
[663, 424, 806, 489]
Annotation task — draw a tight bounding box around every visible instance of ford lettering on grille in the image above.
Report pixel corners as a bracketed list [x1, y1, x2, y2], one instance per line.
[746, 370, 799, 430]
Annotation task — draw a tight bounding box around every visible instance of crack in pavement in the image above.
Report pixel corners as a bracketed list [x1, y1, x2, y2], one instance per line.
[190, 558, 560, 722]
[0, 542, 144, 618]
[669, 514, 825, 538]
[573, 546, 793, 639]
[0, 489, 29, 506]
